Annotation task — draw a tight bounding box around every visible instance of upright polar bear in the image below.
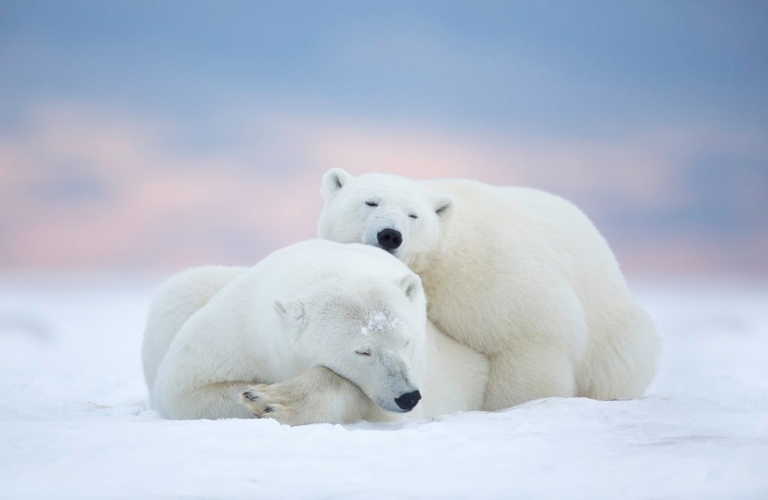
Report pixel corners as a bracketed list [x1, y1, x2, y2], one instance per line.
[142, 239, 488, 423]
[318, 169, 659, 410]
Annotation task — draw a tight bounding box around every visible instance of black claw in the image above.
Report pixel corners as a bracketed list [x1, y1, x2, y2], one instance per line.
[243, 391, 260, 401]
[265, 406, 274, 413]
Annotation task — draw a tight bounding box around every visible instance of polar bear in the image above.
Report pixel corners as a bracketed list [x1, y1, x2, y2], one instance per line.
[142, 239, 488, 423]
[318, 169, 659, 410]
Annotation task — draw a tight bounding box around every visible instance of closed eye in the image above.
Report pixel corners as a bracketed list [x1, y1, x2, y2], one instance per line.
[365, 201, 378, 207]
[409, 214, 418, 219]
[356, 350, 371, 356]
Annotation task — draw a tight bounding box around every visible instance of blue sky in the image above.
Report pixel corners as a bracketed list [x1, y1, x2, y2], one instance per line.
[1, 1, 766, 274]
[3, 1, 766, 134]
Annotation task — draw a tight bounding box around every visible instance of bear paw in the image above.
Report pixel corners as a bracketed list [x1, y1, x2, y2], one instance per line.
[241, 384, 300, 424]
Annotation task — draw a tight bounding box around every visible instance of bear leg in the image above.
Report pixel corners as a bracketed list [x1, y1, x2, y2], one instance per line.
[482, 346, 577, 411]
[156, 381, 262, 420]
[241, 366, 389, 425]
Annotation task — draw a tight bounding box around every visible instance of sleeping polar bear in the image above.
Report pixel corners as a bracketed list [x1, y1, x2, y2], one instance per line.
[142, 239, 488, 424]
[318, 169, 660, 410]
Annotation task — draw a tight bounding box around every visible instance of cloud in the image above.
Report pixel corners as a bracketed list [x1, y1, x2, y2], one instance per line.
[1, 102, 765, 276]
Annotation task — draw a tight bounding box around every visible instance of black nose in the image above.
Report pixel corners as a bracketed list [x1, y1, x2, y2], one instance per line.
[377, 229, 403, 251]
[394, 390, 421, 411]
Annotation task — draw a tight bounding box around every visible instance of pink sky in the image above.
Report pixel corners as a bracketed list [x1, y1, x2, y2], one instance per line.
[1, 103, 766, 277]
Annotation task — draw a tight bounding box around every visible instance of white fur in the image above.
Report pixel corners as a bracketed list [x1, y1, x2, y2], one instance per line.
[318, 169, 660, 410]
[142, 239, 488, 423]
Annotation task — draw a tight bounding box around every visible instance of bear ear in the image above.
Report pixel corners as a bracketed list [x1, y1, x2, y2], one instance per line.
[274, 299, 305, 323]
[433, 195, 455, 221]
[398, 274, 423, 302]
[321, 168, 354, 197]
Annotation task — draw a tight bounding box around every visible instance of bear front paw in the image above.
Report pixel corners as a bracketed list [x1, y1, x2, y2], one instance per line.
[241, 384, 298, 424]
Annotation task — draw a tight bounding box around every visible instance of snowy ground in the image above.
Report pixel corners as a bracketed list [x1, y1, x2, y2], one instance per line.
[1, 277, 767, 499]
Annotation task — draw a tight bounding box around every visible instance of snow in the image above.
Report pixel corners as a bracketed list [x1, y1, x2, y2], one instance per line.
[1, 278, 767, 499]
[361, 311, 399, 336]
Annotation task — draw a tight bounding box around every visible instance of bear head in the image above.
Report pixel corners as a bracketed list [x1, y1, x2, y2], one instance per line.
[274, 268, 428, 413]
[317, 168, 454, 272]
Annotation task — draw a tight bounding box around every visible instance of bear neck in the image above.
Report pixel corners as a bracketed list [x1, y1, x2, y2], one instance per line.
[408, 241, 451, 282]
